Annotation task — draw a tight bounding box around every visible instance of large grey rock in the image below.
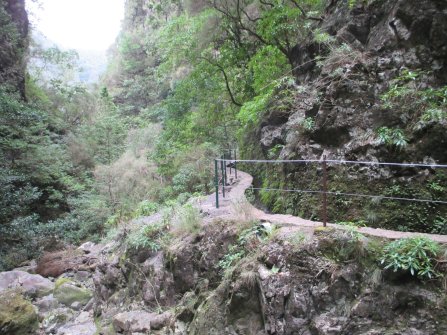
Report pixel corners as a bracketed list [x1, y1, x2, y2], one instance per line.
[113, 310, 172, 333]
[261, 125, 285, 149]
[57, 311, 97, 335]
[34, 294, 59, 317]
[0, 270, 54, 297]
[54, 282, 92, 307]
[41, 307, 75, 334]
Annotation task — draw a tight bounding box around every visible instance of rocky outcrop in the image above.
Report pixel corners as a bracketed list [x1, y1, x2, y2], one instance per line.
[77, 218, 447, 335]
[1, 217, 447, 334]
[245, 0, 447, 232]
[0, 245, 99, 334]
[188, 228, 447, 335]
[92, 220, 238, 329]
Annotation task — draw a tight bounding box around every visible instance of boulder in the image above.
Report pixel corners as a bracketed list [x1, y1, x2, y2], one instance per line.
[34, 294, 59, 317]
[0, 270, 54, 298]
[54, 282, 92, 307]
[0, 290, 39, 335]
[41, 307, 75, 334]
[57, 311, 97, 335]
[113, 310, 172, 333]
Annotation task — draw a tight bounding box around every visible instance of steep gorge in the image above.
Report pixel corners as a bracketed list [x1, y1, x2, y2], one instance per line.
[1, 0, 447, 334]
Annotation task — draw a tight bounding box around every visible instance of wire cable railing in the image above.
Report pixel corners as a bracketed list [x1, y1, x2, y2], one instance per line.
[214, 153, 447, 227]
[216, 158, 447, 169]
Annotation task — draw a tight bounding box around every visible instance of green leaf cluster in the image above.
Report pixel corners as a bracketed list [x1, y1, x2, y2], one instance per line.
[376, 127, 408, 149]
[381, 237, 441, 279]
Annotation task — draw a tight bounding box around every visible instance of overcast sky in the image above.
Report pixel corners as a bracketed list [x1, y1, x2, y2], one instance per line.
[26, 0, 125, 51]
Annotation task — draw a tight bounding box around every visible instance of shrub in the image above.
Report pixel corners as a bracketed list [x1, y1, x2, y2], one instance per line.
[301, 117, 315, 132]
[380, 237, 441, 279]
[376, 127, 408, 149]
[218, 222, 275, 271]
[133, 200, 159, 218]
[126, 221, 166, 251]
[171, 203, 202, 235]
[218, 244, 245, 270]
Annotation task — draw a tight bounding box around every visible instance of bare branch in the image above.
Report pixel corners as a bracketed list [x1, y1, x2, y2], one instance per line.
[289, 0, 323, 21]
[199, 56, 243, 107]
[241, 7, 261, 23]
[259, 0, 274, 8]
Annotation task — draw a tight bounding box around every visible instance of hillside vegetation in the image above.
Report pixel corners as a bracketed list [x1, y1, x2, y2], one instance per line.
[1, 0, 447, 270]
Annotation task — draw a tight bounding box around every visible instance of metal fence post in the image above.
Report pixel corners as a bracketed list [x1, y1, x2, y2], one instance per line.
[228, 149, 233, 176]
[234, 149, 238, 179]
[322, 155, 328, 227]
[221, 155, 226, 198]
[224, 156, 228, 187]
[214, 159, 219, 208]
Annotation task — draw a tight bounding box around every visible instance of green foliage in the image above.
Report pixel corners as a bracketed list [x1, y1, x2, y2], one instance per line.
[155, 142, 219, 200]
[376, 127, 408, 149]
[43, 192, 111, 244]
[85, 95, 127, 165]
[380, 69, 447, 131]
[134, 200, 159, 218]
[256, 1, 322, 58]
[301, 117, 316, 131]
[126, 221, 167, 251]
[0, 86, 87, 267]
[156, 10, 215, 73]
[219, 222, 276, 271]
[431, 216, 447, 235]
[0, 2, 25, 74]
[267, 144, 284, 159]
[248, 46, 289, 95]
[381, 237, 441, 279]
[170, 203, 202, 235]
[218, 244, 245, 270]
[313, 30, 336, 44]
[29, 46, 80, 81]
[238, 89, 273, 128]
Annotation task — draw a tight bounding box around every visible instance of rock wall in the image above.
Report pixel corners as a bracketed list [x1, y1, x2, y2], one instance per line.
[243, 0, 447, 232]
[2, 219, 447, 334]
[90, 221, 447, 334]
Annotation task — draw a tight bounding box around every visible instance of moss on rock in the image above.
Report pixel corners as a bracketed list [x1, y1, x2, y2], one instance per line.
[54, 283, 92, 307]
[0, 291, 39, 335]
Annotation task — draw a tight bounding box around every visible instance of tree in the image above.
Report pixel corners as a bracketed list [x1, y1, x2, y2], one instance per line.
[211, 0, 323, 73]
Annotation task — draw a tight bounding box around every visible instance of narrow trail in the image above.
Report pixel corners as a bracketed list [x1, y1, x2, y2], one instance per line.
[196, 169, 447, 243]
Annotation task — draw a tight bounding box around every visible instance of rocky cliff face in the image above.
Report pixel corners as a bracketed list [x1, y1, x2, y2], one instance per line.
[5, 218, 447, 334]
[244, 0, 447, 232]
[0, 0, 28, 96]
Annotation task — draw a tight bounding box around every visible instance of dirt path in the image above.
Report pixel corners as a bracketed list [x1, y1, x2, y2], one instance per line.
[196, 169, 447, 243]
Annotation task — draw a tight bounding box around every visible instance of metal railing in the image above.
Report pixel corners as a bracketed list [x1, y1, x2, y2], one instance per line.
[214, 153, 447, 227]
